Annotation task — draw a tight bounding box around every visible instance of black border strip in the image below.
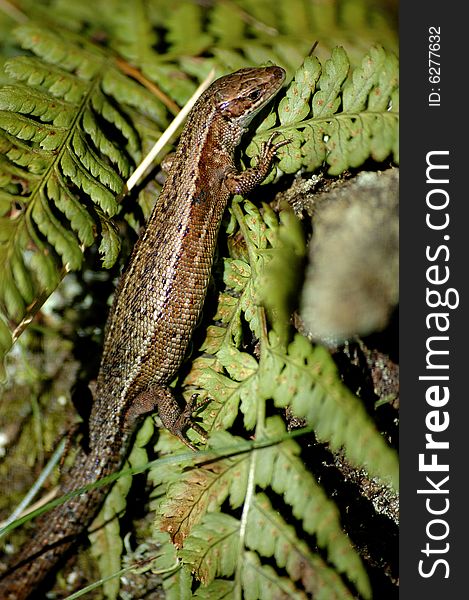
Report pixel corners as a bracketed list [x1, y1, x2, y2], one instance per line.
[400, 3, 466, 597]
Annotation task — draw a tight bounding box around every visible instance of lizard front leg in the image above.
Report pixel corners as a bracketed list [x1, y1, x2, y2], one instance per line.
[225, 133, 289, 195]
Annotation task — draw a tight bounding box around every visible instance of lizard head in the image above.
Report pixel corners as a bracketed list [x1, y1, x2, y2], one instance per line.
[212, 66, 286, 128]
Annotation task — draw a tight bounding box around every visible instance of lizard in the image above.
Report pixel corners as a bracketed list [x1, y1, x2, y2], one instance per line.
[0, 65, 288, 599]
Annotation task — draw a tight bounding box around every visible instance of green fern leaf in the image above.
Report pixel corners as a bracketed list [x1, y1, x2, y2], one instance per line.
[139, 530, 177, 574]
[223, 258, 252, 294]
[247, 493, 356, 600]
[96, 0, 158, 65]
[158, 437, 249, 545]
[162, 563, 193, 600]
[184, 359, 241, 432]
[158, 425, 370, 598]
[255, 418, 370, 598]
[180, 512, 239, 584]
[180, 494, 344, 600]
[264, 334, 398, 487]
[242, 551, 308, 600]
[0, 22, 167, 355]
[216, 345, 258, 382]
[0, 253, 27, 320]
[0, 84, 73, 126]
[208, 1, 245, 47]
[27, 227, 62, 290]
[166, 3, 213, 57]
[260, 207, 306, 345]
[278, 56, 321, 125]
[278, 0, 312, 38]
[46, 173, 95, 247]
[314, 47, 350, 117]
[98, 213, 121, 270]
[89, 484, 127, 600]
[31, 190, 83, 269]
[193, 579, 234, 599]
[342, 46, 383, 112]
[248, 45, 398, 176]
[193, 199, 397, 489]
[4, 55, 87, 102]
[0, 108, 66, 148]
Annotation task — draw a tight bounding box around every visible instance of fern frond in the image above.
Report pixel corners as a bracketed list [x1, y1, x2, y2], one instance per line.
[89, 476, 129, 600]
[182, 499, 354, 600]
[179, 475, 360, 597]
[166, 3, 213, 57]
[254, 419, 370, 596]
[157, 424, 370, 598]
[180, 512, 239, 584]
[193, 580, 234, 599]
[249, 45, 399, 175]
[263, 332, 399, 485]
[158, 193, 398, 596]
[0, 22, 167, 355]
[247, 493, 356, 599]
[241, 551, 309, 600]
[157, 438, 248, 547]
[163, 563, 194, 600]
[187, 199, 398, 487]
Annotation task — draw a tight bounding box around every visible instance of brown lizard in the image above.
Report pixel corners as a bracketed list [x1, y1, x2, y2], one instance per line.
[0, 65, 287, 599]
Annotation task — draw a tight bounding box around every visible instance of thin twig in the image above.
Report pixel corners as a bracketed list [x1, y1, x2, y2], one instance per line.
[125, 68, 216, 192]
[0, 0, 28, 23]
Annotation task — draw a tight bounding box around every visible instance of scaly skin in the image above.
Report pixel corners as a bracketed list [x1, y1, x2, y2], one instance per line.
[0, 65, 287, 599]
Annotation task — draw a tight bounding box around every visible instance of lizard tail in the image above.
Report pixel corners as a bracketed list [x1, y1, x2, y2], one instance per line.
[0, 445, 121, 600]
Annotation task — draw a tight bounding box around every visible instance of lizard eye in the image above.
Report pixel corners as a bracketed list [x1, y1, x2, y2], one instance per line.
[248, 89, 261, 101]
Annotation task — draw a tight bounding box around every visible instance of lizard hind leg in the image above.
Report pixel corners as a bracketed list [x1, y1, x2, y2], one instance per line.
[175, 392, 210, 442]
[125, 386, 206, 451]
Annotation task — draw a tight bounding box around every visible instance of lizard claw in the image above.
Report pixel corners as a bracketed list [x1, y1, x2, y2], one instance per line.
[173, 393, 210, 450]
[262, 132, 291, 156]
